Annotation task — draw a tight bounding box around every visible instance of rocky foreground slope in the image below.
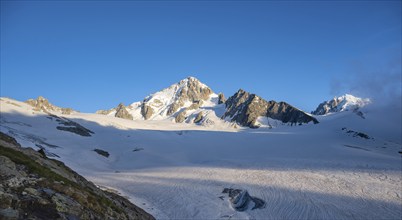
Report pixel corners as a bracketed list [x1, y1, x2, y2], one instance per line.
[0, 132, 154, 220]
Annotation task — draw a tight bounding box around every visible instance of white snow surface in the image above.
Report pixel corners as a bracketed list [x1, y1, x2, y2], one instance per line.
[335, 94, 371, 112]
[1, 97, 401, 219]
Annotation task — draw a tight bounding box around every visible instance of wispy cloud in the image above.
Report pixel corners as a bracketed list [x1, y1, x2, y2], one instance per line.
[330, 50, 401, 108]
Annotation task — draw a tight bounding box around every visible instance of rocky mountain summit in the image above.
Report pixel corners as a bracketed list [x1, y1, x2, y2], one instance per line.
[139, 77, 214, 119]
[312, 94, 371, 115]
[96, 77, 221, 123]
[26, 96, 75, 115]
[223, 89, 318, 128]
[95, 77, 319, 128]
[0, 132, 154, 220]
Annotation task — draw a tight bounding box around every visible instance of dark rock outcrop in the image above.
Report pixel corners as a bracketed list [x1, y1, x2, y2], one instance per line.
[175, 111, 187, 123]
[93, 149, 110, 158]
[0, 132, 154, 220]
[115, 103, 133, 120]
[141, 104, 154, 120]
[47, 114, 94, 137]
[223, 89, 318, 128]
[341, 127, 372, 139]
[222, 188, 265, 211]
[218, 93, 226, 104]
[193, 112, 203, 123]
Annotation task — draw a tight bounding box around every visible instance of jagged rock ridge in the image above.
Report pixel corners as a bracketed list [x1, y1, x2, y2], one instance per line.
[95, 77, 319, 129]
[223, 89, 318, 128]
[26, 96, 75, 115]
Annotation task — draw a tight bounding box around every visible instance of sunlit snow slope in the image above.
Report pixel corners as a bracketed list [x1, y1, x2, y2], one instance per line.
[0, 97, 401, 219]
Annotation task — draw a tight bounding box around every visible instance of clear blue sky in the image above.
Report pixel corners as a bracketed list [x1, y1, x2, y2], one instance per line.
[1, 0, 401, 112]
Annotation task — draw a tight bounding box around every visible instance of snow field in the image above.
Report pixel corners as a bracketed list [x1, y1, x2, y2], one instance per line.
[1, 97, 401, 219]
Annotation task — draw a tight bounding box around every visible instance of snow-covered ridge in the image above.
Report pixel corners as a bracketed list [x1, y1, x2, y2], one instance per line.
[312, 94, 371, 115]
[95, 76, 234, 128]
[96, 76, 321, 128]
[137, 76, 217, 119]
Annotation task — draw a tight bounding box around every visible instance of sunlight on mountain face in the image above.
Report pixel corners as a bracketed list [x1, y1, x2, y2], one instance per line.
[1, 1, 400, 219]
[1, 86, 401, 219]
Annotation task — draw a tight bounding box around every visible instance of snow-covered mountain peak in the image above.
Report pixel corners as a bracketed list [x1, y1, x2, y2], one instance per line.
[139, 77, 217, 119]
[97, 76, 223, 124]
[145, 76, 212, 102]
[312, 94, 371, 115]
[178, 76, 206, 86]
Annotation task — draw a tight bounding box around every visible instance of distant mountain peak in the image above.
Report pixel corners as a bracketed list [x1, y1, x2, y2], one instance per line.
[223, 89, 318, 128]
[312, 94, 371, 115]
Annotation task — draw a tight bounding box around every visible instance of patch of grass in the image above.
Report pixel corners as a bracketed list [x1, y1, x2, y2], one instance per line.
[0, 145, 75, 187]
[0, 145, 123, 216]
[0, 145, 123, 215]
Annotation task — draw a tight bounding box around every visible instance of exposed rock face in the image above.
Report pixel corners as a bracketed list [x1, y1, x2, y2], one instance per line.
[218, 93, 226, 104]
[95, 109, 113, 115]
[47, 114, 94, 137]
[222, 188, 265, 211]
[0, 132, 154, 220]
[193, 112, 203, 123]
[93, 149, 110, 157]
[167, 102, 181, 116]
[223, 89, 318, 128]
[312, 94, 371, 115]
[61, 108, 73, 115]
[115, 103, 133, 120]
[341, 127, 372, 139]
[186, 78, 213, 101]
[175, 111, 187, 123]
[165, 77, 213, 116]
[25, 96, 76, 115]
[141, 104, 155, 120]
[187, 100, 203, 111]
